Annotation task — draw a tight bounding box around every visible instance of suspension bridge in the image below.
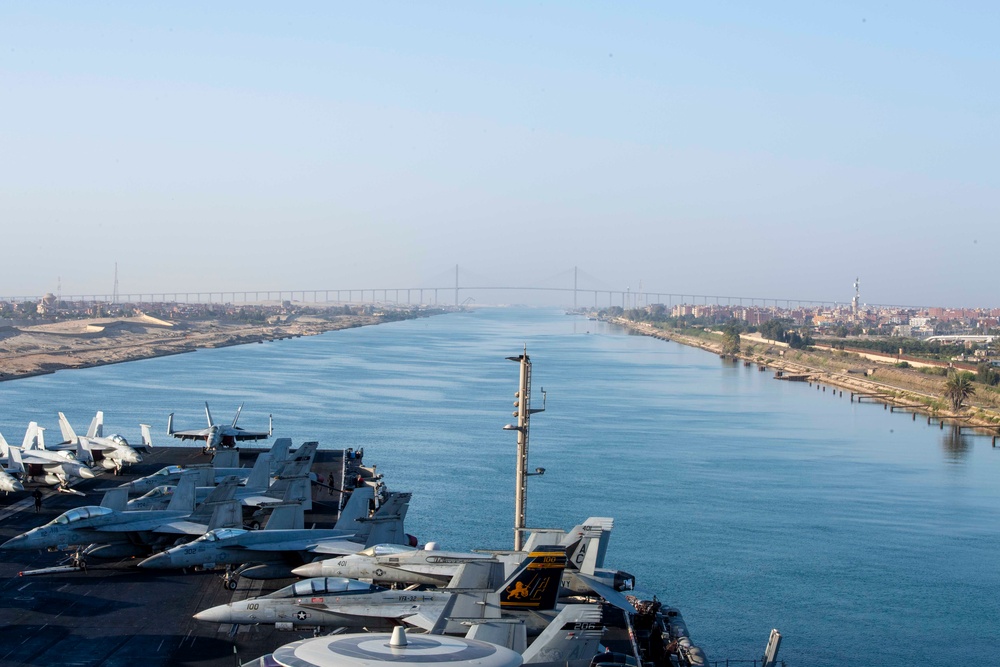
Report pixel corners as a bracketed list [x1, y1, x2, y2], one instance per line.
[0, 266, 921, 311]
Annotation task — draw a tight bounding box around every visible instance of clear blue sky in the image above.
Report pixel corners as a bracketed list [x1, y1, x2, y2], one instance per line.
[1, 2, 996, 306]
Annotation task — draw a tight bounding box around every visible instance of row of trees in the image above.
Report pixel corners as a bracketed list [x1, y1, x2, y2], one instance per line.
[757, 318, 814, 349]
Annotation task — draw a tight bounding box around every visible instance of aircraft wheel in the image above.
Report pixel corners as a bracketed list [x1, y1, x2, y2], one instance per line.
[250, 521, 261, 531]
[226, 579, 238, 590]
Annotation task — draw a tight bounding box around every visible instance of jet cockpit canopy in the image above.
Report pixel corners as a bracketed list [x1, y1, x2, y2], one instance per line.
[194, 528, 248, 542]
[266, 577, 383, 599]
[53, 505, 114, 525]
[357, 544, 417, 558]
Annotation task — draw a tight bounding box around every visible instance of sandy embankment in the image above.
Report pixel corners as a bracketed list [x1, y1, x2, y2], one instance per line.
[0, 315, 383, 382]
[614, 318, 1000, 433]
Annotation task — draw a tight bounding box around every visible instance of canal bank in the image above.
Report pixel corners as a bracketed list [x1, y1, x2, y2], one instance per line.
[611, 317, 1000, 441]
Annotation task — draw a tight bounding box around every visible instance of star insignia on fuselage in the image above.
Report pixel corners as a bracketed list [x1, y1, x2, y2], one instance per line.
[296, 611, 308, 621]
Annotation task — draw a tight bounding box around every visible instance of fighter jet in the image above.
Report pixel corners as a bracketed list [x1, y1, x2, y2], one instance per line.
[168, 402, 272, 450]
[0, 424, 96, 490]
[294, 517, 634, 597]
[51, 412, 145, 474]
[124, 441, 317, 518]
[192, 547, 567, 633]
[139, 484, 411, 585]
[0, 448, 25, 494]
[0, 474, 243, 558]
[292, 542, 499, 584]
[122, 438, 295, 496]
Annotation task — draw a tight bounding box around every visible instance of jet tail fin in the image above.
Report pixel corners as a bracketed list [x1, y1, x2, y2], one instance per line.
[205, 402, 215, 428]
[263, 502, 304, 530]
[212, 449, 240, 469]
[447, 560, 506, 590]
[277, 476, 311, 511]
[0, 432, 9, 460]
[466, 620, 528, 653]
[139, 424, 154, 451]
[363, 491, 411, 547]
[435, 562, 506, 635]
[189, 476, 240, 523]
[166, 413, 174, 436]
[206, 499, 243, 531]
[272, 440, 315, 478]
[497, 546, 567, 611]
[521, 604, 604, 665]
[7, 447, 25, 474]
[100, 487, 129, 511]
[76, 438, 96, 465]
[268, 438, 291, 472]
[334, 485, 373, 533]
[88, 411, 104, 439]
[566, 519, 613, 575]
[22, 422, 39, 450]
[232, 403, 243, 428]
[243, 453, 272, 492]
[58, 412, 78, 444]
[165, 474, 198, 513]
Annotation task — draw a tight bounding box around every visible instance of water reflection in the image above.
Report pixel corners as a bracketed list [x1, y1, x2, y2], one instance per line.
[941, 424, 971, 461]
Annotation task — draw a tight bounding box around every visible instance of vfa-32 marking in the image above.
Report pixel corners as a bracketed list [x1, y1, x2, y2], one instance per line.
[499, 548, 566, 609]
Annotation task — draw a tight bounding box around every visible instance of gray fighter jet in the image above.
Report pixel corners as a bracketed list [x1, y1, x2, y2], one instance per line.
[0, 448, 25, 494]
[191, 547, 567, 633]
[168, 402, 272, 450]
[0, 424, 96, 490]
[122, 438, 295, 496]
[138, 485, 411, 585]
[291, 542, 495, 585]
[125, 441, 316, 514]
[53, 412, 145, 473]
[294, 517, 634, 597]
[0, 474, 243, 558]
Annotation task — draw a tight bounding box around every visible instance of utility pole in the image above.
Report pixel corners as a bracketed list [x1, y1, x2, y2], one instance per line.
[455, 264, 459, 306]
[503, 348, 546, 551]
[112, 262, 119, 305]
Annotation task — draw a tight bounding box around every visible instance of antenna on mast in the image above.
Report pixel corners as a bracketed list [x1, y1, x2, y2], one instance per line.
[503, 347, 547, 551]
[112, 262, 120, 305]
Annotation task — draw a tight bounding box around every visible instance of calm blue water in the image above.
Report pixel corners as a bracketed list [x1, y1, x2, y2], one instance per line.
[2, 308, 999, 666]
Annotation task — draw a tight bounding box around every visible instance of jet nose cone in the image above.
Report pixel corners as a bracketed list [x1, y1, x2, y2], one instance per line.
[11, 481, 24, 492]
[138, 552, 168, 569]
[78, 467, 96, 479]
[1, 535, 25, 550]
[291, 562, 323, 577]
[194, 604, 233, 623]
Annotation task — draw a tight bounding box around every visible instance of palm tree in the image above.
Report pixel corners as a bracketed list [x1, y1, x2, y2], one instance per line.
[943, 370, 976, 413]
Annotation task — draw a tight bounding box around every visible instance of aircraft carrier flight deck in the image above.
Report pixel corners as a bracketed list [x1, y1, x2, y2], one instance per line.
[0, 444, 354, 667]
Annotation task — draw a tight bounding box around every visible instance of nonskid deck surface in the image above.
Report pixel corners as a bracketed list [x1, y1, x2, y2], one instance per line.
[0, 445, 348, 667]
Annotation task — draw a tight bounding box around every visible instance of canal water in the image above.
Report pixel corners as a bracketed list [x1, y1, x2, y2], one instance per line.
[2, 308, 998, 666]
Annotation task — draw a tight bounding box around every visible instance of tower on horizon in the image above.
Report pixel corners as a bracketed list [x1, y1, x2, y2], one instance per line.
[852, 277, 860, 320]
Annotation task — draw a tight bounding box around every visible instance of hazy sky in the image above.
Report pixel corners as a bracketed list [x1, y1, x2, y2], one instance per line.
[1, 2, 996, 307]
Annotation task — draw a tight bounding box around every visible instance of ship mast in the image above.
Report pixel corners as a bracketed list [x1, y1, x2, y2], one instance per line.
[504, 347, 545, 551]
